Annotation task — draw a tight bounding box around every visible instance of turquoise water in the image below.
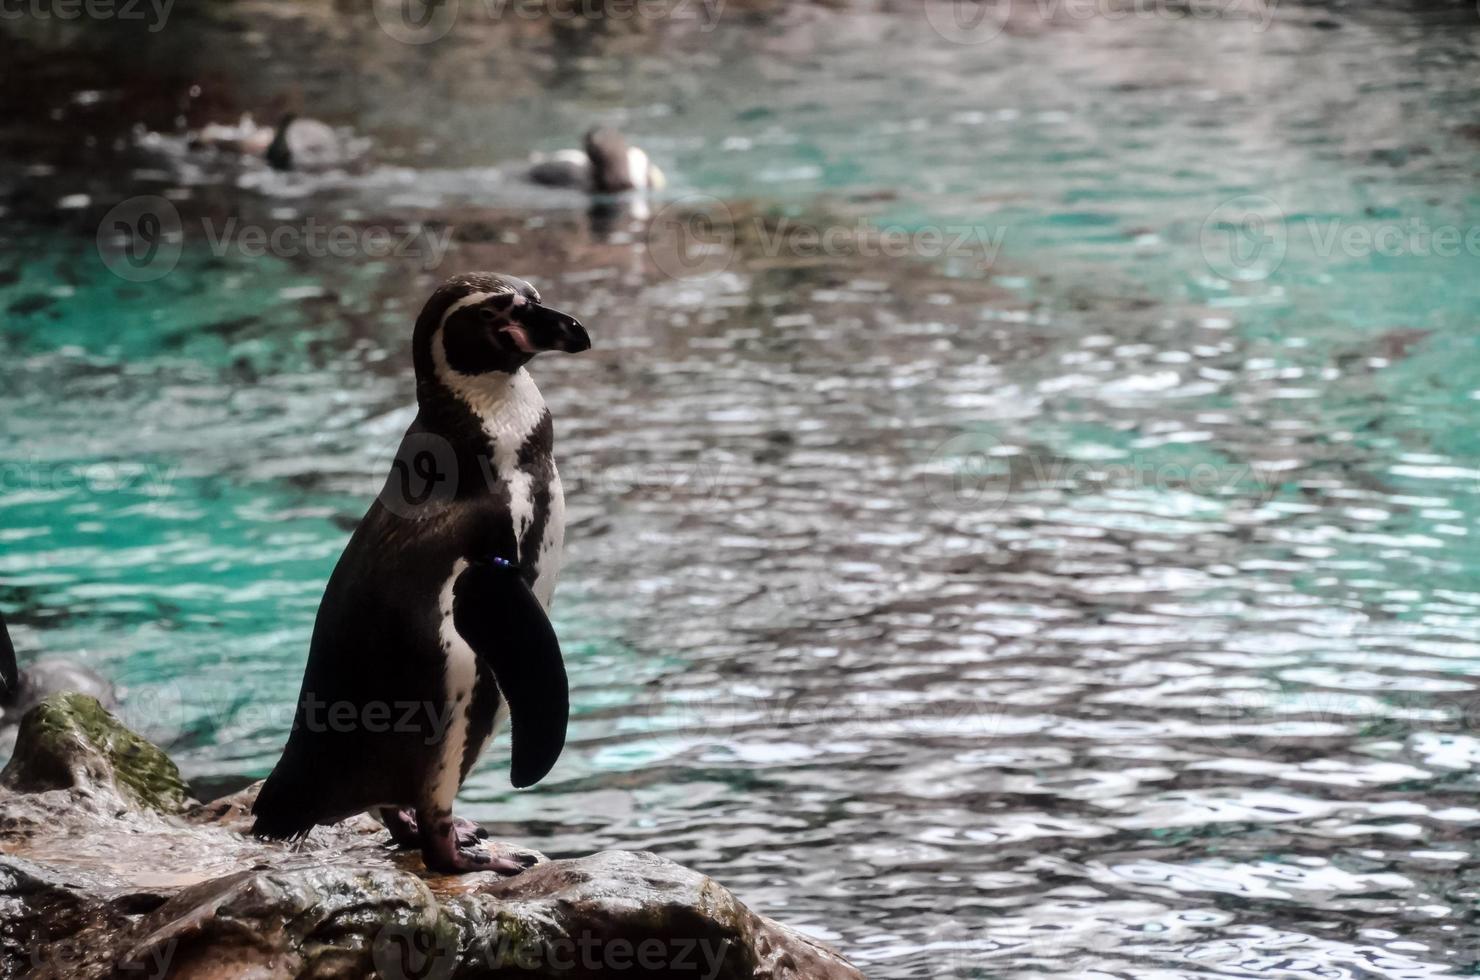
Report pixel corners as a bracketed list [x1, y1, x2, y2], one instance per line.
[4, 2, 1480, 975]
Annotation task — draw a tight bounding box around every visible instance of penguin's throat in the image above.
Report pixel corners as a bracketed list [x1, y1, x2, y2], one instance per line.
[434, 367, 547, 447]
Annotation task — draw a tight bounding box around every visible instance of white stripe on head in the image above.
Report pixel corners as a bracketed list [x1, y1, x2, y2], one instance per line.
[433, 287, 538, 376]
[432, 291, 499, 388]
[437, 291, 495, 332]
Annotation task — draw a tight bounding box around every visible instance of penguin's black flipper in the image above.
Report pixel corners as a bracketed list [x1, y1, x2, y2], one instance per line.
[0, 609, 18, 701]
[452, 558, 568, 789]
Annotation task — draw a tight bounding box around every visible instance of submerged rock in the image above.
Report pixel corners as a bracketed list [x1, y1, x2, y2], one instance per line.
[0, 696, 861, 980]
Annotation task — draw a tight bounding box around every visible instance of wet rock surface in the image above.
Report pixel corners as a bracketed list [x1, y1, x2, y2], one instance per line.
[0, 696, 860, 980]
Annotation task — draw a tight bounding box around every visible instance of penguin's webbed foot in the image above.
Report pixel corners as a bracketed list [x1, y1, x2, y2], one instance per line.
[451, 816, 491, 848]
[419, 811, 532, 875]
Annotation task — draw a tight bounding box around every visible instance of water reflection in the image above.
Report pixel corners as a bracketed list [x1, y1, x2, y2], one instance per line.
[3, 1, 1480, 977]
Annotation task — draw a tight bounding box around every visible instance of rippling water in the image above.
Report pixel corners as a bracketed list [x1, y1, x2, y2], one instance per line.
[3, 2, 1480, 976]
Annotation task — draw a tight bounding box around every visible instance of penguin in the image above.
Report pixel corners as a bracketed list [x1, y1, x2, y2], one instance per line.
[187, 113, 275, 156]
[0, 610, 17, 704]
[265, 113, 352, 172]
[527, 127, 667, 194]
[186, 112, 361, 172]
[251, 272, 590, 874]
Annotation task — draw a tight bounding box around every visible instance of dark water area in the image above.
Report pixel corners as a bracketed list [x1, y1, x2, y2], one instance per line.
[3, 1, 1480, 975]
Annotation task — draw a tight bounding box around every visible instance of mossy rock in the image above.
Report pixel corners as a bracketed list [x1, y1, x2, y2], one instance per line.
[0, 693, 188, 813]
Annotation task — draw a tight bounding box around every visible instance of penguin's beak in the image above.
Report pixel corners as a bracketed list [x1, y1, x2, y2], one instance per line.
[515, 303, 591, 354]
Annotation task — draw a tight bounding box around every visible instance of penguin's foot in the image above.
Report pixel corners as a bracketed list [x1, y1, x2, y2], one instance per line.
[426, 841, 540, 876]
[452, 816, 491, 847]
[419, 811, 533, 875]
[382, 808, 488, 850]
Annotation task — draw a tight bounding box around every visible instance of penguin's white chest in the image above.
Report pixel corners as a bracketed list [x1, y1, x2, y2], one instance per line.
[432, 561, 480, 806]
[532, 466, 565, 607]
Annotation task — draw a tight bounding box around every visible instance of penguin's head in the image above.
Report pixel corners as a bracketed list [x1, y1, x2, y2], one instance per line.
[265, 113, 297, 171]
[413, 273, 590, 384]
[584, 127, 636, 194]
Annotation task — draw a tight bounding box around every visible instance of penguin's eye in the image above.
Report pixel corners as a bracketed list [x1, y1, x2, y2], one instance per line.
[477, 308, 500, 323]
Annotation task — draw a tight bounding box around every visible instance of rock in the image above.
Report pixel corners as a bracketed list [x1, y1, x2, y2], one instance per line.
[0, 699, 861, 980]
[2, 658, 118, 721]
[266, 114, 360, 173]
[0, 605, 115, 729]
[0, 693, 186, 813]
